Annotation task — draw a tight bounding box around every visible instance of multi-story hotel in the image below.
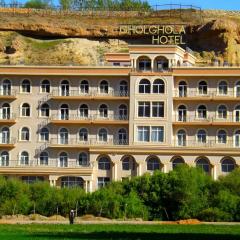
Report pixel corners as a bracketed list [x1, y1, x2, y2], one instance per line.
[0, 44, 239, 191]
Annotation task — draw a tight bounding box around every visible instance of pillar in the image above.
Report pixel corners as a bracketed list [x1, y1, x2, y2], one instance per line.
[137, 162, 143, 176]
[212, 165, 218, 180]
[112, 162, 118, 181]
[151, 58, 154, 72]
[88, 180, 93, 193]
[49, 175, 58, 187]
[162, 164, 168, 173]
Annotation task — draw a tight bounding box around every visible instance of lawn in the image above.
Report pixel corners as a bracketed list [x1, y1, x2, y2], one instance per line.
[0, 224, 240, 240]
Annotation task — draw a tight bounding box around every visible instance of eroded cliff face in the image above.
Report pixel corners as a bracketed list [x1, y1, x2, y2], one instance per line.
[0, 10, 239, 65]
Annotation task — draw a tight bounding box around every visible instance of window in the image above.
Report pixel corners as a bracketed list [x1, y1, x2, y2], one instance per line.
[59, 128, 68, 144]
[98, 156, 110, 170]
[79, 128, 88, 142]
[21, 127, 30, 141]
[122, 158, 130, 170]
[217, 130, 227, 144]
[39, 152, 48, 165]
[139, 79, 150, 93]
[99, 80, 108, 94]
[60, 80, 69, 96]
[22, 176, 44, 184]
[147, 157, 160, 171]
[138, 102, 150, 117]
[21, 103, 30, 117]
[197, 129, 207, 143]
[153, 79, 165, 93]
[221, 159, 235, 173]
[178, 81, 187, 97]
[198, 81, 208, 95]
[218, 81, 228, 95]
[41, 80, 50, 93]
[155, 57, 169, 71]
[59, 152, 68, 167]
[196, 158, 210, 173]
[236, 81, 240, 97]
[137, 126, 150, 142]
[98, 177, 110, 188]
[235, 105, 240, 122]
[217, 105, 227, 119]
[80, 80, 89, 94]
[118, 104, 128, 119]
[21, 79, 30, 93]
[177, 129, 186, 146]
[118, 128, 127, 145]
[197, 105, 207, 119]
[119, 81, 128, 96]
[99, 104, 108, 118]
[78, 152, 89, 166]
[1, 127, 10, 144]
[138, 57, 151, 71]
[60, 104, 69, 120]
[235, 130, 240, 147]
[0, 151, 9, 166]
[40, 103, 49, 117]
[40, 128, 49, 142]
[2, 79, 11, 95]
[152, 102, 164, 117]
[61, 176, 84, 188]
[178, 105, 187, 122]
[172, 158, 184, 169]
[20, 151, 29, 165]
[98, 128, 108, 142]
[1, 103, 10, 119]
[79, 104, 88, 118]
[151, 126, 164, 142]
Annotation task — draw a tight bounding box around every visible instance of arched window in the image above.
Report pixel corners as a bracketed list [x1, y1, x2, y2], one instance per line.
[235, 81, 240, 97]
[177, 129, 186, 146]
[218, 81, 228, 95]
[78, 152, 89, 166]
[153, 79, 165, 93]
[118, 128, 127, 145]
[178, 81, 187, 97]
[40, 103, 49, 117]
[197, 129, 207, 143]
[139, 79, 150, 93]
[138, 57, 151, 71]
[21, 103, 30, 117]
[21, 79, 30, 93]
[1, 127, 10, 144]
[79, 104, 88, 118]
[60, 104, 69, 120]
[61, 176, 84, 188]
[40, 128, 49, 142]
[118, 104, 128, 119]
[155, 56, 169, 71]
[21, 127, 30, 141]
[98, 128, 108, 142]
[147, 157, 160, 171]
[20, 151, 29, 165]
[119, 80, 128, 96]
[98, 156, 110, 170]
[59, 128, 68, 144]
[2, 79, 11, 95]
[172, 158, 184, 169]
[198, 81, 208, 95]
[2, 103, 10, 119]
[217, 130, 227, 144]
[59, 152, 68, 167]
[221, 159, 235, 173]
[79, 128, 88, 142]
[41, 80, 50, 93]
[196, 158, 210, 173]
[0, 151, 9, 166]
[218, 105, 227, 119]
[60, 80, 69, 96]
[122, 156, 135, 171]
[197, 105, 207, 119]
[99, 80, 109, 94]
[234, 130, 240, 147]
[178, 105, 187, 122]
[80, 80, 89, 94]
[235, 105, 240, 122]
[39, 152, 48, 165]
[99, 104, 108, 118]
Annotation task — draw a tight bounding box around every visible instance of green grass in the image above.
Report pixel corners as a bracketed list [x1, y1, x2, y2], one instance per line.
[0, 224, 240, 240]
[24, 38, 64, 50]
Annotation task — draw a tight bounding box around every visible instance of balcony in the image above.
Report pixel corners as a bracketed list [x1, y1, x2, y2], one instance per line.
[50, 114, 129, 125]
[49, 138, 129, 148]
[0, 137, 16, 148]
[0, 113, 17, 124]
[174, 90, 240, 101]
[50, 90, 129, 100]
[0, 89, 17, 99]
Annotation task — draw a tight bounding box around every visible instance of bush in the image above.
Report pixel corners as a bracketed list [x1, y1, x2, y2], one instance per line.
[198, 208, 232, 222]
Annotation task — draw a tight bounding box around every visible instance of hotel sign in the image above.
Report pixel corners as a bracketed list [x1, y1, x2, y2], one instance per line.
[119, 25, 186, 45]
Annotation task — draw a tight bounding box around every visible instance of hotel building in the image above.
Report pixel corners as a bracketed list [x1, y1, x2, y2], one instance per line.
[0, 44, 239, 191]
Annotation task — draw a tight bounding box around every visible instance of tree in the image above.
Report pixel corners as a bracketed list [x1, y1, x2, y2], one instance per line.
[24, 0, 50, 9]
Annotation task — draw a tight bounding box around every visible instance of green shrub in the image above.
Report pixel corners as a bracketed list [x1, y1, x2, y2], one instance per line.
[198, 208, 232, 222]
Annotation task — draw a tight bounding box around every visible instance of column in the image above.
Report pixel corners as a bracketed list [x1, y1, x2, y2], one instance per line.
[212, 165, 217, 180]
[162, 164, 167, 173]
[112, 162, 118, 181]
[137, 162, 143, 176]
[151, 58, 154, 72]
[84, 181, 88, 193]
[88, 180, 93, 193]
[49, 175, 58, 187]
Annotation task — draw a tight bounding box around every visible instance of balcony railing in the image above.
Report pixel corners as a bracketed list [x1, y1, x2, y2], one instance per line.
[174, 90, 240, 98]
[0, 137, 16, 145]
[0, 113, 16, 120]
[174, 140, 240, 148]
[0, 89, 17, 97]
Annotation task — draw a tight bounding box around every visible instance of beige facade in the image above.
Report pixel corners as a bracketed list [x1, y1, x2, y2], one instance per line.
[0, 45, 239, 191]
